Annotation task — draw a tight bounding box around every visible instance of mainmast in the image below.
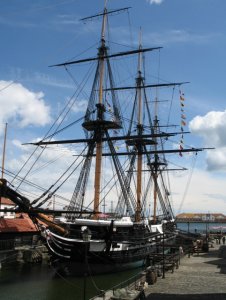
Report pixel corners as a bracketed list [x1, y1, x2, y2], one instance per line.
[93, 6, 107, 219]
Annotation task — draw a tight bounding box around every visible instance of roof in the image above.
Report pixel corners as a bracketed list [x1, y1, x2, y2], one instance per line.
[177, 213, 226, 218]
[0, 213, 39, 233]
[0, 197, 15, 206]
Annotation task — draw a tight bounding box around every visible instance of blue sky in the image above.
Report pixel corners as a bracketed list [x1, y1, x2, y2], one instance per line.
[1, 0, 226, 215]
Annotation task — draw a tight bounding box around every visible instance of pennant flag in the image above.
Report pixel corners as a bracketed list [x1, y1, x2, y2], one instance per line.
[180, 95, 185, 101]
[180, 144, 183, 150]
[181, 114, 186, 119]
[179, 152, 183, 157]
[181, 120, 186, 126]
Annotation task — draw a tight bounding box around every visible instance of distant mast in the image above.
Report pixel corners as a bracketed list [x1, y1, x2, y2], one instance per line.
[0, 122, 8, 211]
[1, 123, 7, 179]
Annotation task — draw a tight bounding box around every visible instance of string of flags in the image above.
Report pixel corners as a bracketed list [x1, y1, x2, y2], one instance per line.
[179, 90, 186, 157]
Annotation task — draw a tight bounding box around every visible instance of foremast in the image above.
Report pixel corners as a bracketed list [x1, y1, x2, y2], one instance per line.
[82, 6, 123, 219]
[93, 6, 107, 219]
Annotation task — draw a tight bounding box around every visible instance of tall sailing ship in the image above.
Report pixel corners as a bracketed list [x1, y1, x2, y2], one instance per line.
[0, 5, 207, 274]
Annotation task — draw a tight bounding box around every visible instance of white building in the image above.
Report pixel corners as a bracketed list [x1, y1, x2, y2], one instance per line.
[0, 197, 15, 219]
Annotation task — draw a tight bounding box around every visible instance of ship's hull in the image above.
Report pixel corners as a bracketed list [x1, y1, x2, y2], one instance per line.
[44, 217, 176, 275]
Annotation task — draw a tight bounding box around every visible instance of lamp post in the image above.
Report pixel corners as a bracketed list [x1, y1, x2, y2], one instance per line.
[204, 213, 210, 252]
[82, 228, 91, 300]
[187, 221, 190, 233]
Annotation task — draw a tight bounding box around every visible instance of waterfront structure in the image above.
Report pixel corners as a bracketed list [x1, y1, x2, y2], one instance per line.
[0, 213, 39, 251]
[176, 213, 226, 223]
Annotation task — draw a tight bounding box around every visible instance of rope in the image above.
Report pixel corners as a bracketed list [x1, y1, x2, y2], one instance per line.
[177, 153, 197, 214]
[127, 8, 134, 49]
[34, 145, 88, 208]
[0, 81, 15, 93]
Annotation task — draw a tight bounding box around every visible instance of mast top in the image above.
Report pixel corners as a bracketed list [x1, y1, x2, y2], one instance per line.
[80, 7, 131, 22]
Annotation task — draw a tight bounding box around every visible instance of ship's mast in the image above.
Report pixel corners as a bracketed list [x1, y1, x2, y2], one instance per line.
[153, 116, 158, 223]
[93, 7, 107, 219]
[1, 123, 7, 179]
[135, 33, 143, 222]
[0, 123, 8, 212]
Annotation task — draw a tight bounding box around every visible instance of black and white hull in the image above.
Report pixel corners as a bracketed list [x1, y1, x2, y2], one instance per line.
[45, 217, 176, 275]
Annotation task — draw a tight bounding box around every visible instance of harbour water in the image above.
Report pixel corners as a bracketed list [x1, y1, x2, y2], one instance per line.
[1, 222, 226, 300]
[0, 260, 142, 300]
[177, 221, 226, 234]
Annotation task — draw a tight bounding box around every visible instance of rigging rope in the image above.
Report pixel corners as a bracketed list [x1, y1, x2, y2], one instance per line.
[127, 7, 134, 49]
[10, 60, 99, 193]
[177, 153, 197, 215]
[11, 86, 83, 188]
[33, 144, 89, 208]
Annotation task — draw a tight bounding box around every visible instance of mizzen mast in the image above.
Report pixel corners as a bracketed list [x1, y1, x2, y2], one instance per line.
[135, 34, 143, 222]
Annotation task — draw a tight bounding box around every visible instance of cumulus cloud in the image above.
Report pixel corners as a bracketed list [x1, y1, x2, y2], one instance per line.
[146, 0, 164, 4]
[205, 148, 226, 172]
[189, 110, 226, 147]
[0, 80, 51, 134]
[172, 168, 226, 214]
[72, 99, 88, 113]
[189, 110, 226, 171]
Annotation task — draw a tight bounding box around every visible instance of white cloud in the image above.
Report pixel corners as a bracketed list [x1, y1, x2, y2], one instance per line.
[143, 30, 221, 46]
[189, 110, 226, 171]
[146, 0, 164, 4]
[172, 168, 226, 215]
[189, 110, 226, 147]
[7, 139, 79, 203]
[205, 148, 226, 172]
[72, 99, 88, 113]
[0, 80, 51, 134]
